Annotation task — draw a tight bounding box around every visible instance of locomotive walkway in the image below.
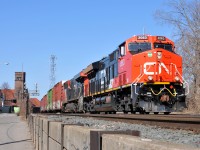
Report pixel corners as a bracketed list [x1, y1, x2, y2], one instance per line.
[0, 113, 34, 150]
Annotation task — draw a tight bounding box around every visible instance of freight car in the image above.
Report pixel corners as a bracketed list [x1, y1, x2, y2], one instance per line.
[41, 35, 188, 114]
[40, 94, 47, 112]
[41, 81, 66, 112]
[52, 81, 66, 111]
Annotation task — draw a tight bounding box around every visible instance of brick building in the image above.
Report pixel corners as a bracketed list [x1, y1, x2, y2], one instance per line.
[0, 89, 16, 112]
[0, 72, 40, 114]
[14, 72, 26, 104]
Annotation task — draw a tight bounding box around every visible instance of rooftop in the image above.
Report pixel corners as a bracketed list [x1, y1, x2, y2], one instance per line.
[0, 89, 15, 100]
[29, 98, 40, 107]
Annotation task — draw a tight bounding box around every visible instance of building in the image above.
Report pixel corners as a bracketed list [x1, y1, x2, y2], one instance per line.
[29, 98, 40, 113]
[0, 72, 40, 114]
[0, 89, 16, 113]
[14, 72, 26, 104]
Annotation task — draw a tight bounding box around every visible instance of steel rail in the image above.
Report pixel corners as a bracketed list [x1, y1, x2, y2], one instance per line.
[38, 113, 200, 133]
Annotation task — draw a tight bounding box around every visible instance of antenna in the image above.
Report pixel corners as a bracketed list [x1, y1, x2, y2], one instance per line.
[50, 55, 56, 88]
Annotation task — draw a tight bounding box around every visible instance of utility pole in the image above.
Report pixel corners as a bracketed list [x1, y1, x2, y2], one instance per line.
[29, 83, 40, 96]
[27, 83, 39, 117]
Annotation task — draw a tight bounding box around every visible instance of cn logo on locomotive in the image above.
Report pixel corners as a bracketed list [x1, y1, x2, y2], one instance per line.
[144, 62, 170, 75]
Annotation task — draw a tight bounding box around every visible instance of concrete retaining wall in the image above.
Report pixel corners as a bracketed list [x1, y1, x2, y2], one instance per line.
[63, 125, 100, 150]
[102, 134, 193, 150]
[28, 115, 196, 150]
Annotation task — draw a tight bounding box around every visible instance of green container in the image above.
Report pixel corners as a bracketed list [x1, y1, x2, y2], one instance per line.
[14, 107, 20, 114]
[47, 89, 53, 111]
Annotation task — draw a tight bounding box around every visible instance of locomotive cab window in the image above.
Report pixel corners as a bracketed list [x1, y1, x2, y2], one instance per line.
[154, 43, 173, 52]
[128, 42, 151, 54]
[120, 45, 125, 56]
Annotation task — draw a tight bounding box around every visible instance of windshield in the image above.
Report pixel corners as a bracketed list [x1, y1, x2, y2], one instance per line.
[154, 43, 173, 52]
[128, 42, 151, 54]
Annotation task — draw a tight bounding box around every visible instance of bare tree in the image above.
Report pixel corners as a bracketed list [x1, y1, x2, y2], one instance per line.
[1, 82, 10, 101]
[155, 0, 200, 112]
[1, 82, 10, 89]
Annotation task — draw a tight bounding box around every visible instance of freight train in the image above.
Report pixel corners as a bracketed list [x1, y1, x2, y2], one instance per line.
[40, 35, 188, 114]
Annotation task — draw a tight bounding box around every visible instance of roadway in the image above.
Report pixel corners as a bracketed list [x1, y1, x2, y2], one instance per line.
[0, 113, 34, 150]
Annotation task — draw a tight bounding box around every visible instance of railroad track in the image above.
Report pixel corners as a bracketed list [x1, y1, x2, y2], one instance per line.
[40, 113, 200, 133]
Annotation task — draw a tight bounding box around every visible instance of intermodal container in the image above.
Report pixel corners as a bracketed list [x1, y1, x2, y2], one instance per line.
[47, 89, 53, 111]
[41, 94, 47, 112]
[53, 81, 66, 111]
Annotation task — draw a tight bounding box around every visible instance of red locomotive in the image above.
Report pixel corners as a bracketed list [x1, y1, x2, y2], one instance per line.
[41, 35, 187, 114]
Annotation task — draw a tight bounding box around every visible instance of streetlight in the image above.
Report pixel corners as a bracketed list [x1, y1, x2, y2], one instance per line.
[0, 62, 9, 66]
[4, 62, 9, 65]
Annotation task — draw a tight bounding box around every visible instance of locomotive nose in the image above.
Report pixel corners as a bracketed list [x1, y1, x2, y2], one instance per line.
[157, 51, 162, 60]
[142, 50, 172, 82]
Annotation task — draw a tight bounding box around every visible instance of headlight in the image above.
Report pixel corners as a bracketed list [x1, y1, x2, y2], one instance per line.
[148, 76, 153, 81]
[157, 51, 162, 59]
[175, 76, 180, 81]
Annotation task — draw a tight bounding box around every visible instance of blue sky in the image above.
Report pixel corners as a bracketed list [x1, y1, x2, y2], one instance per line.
[0, 0, 172, 99]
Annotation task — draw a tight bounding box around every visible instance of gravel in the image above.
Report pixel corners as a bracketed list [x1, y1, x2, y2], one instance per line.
[47, 115, 200, 148]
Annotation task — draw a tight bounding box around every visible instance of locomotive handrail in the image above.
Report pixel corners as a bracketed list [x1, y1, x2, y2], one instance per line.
[131, 65, 151, 95]
[171, 63, 189, 95]
[150, 87, 177, 97]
